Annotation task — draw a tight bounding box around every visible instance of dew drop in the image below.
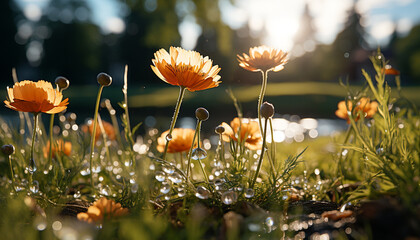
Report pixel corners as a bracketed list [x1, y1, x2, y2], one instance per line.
[195, 186, 210, 199]
[162, 164, 175, 174]
[177, 188, 186, 197]
[26, 158, 37, 174]
[376, 147, 384, 155]
[160, 182, 171, 194]
[165, 134, 172, 141]
[155, 171, 166, 182]
[30, 180, 39, 194]
[244, 188, 255, 198]
[168, 172, 183, 184]
[131, 183, 139, 193]
[265, 217, 274, 227]
[100, 185, 112, 196]
[73, 191, 81, 198]
[221, 190, 238, 205]
[191, 148, 207, 161]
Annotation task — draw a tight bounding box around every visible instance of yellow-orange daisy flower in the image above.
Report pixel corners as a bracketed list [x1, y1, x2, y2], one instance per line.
[157, 128, 197, 153]
[335, 98, 378, 123]
[237, 45, 289, 72]
[151, 46, 221, 92]
[82, 120, 116, 142]
[43, 139, 72, 158]
[77, 197, 128, 224]
[4, 80, 69, 114]
[221, 118, 262, 150]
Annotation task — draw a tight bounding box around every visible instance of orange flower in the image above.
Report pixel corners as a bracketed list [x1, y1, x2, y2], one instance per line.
[77, 197, 128, 224]
[82, 120, 116, 142]
[221, 118, 262, 150]
[43, 139, 72, 158]
[151, 47, 221, 92]
[335, 98, 378, 123]
[237, 45, 288, 72]
[4, 80, 68, 114]
[157, 128, 196, 153]
[383, 65, 400, 75]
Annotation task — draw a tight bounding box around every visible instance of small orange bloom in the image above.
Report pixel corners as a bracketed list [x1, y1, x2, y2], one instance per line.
[4, 80, 69, 114]
[151, 47, 221, 92]
[77, 197, 128, 224]
[237, 45, 288, 72]
[43, 139, 72, 158]
[82, 120, 116, 142]
[335, 98, 378, 123]
[221, 118, 262, 150]
[384, 65, 400, 75]
[157, 128, 196, 153]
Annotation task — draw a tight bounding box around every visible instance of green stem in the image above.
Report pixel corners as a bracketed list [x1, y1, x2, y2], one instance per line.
[48, 113, 55, 167]
[8, 155, 17, 194]
[89, 85, 104, 190]
[219, 134, 226, 165]
[251, 117, 269, 188]
[257, 70, 268, 134]
[186, 121, 200, 182]
[162, 86, 186, 160]
[123, 65, 134, 147]
[196, 121, 210, 186]
[269, 118, 276, 165]
[336, 125, 352, 178]
[29, 113, 39, 185]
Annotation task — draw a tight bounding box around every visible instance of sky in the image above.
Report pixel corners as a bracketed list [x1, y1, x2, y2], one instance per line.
[16, 0, 420, 53]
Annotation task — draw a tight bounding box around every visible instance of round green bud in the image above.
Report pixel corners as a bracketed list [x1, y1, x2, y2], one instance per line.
[195, 107, 209, 121]
[260, 102, 274, 119]
[1, 144, 15, 156]
[55, 76, 70, 90]
[97, 72, 112, 86]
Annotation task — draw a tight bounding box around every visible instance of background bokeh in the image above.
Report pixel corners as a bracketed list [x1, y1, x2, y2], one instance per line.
[2, 0, 420, 129]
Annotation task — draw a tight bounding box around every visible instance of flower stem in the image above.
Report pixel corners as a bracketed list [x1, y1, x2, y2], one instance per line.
[8, 155, 17, 194]
[89, 85, 104, 190]
[162, 86, 186, 160]
[29, 113, 39, 185]
[48, 113, 54, 167]
[196, 121, 210, 186]
[269, 118, 276, 165]
[186, 121, 200, 181]
[251, 117, 269, 188]
[257, 70, 268, 134]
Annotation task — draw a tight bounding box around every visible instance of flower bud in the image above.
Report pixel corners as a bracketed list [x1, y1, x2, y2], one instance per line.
[195, 107, 209, 121]
[215, 125, 225, 134]
[55, 76, 70, 90]
[260, 102, 274, 119]
[97, 72, 112, 86]
[1, 144, 15, 156]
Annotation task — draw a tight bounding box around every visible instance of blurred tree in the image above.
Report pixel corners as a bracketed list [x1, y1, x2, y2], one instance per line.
[118, 0, 180, 86]
[0, 0, 25, 84]
[328, 5, 369, 81]
[396, 24, 420, 84]
[292, 3, 317, 57]
[41, 0, 102, 85]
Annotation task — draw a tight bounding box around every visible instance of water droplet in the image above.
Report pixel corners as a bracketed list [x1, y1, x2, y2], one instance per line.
[155, 171, 166, 182]
[80, 167, 91, 176]
[149, 164, 155, 170]
[168, 172, 183, 184]
[191, 148, 207, 161]
[162, 164, 175, 174]
[214, 178, 226, 186]
[265, 217, 274, 227]
[26, 158, 37, 174]
[73, 191, 81, 198]
[244, 188, 255, 198]
[314, 168, 320, 175]
[177, 188, 186, 197]
[376, 147, 384, 155]
[165, 134, 172, 141]
[221, 190, 238, 205]
[195, 186, 210, 199]
[160, 181, 171, 194]
[131, 183, 139, 193]
[100, 185, 112, 196]
[341, 149, 348, 156]
[34, 216, 47, 231]
[30, 180, 39, 193]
